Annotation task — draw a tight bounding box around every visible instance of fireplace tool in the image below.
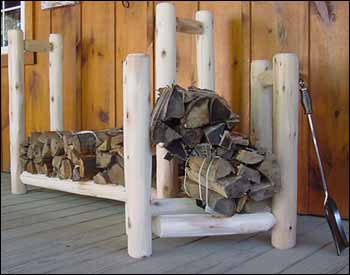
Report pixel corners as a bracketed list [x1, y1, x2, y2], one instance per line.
[299, 80, 349, 256]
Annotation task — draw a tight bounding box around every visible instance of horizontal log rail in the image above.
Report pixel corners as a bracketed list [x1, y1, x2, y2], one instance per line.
[24, 40, 52, 53]
[176, 17, 204, 35]
[20, 171, 158, 202]
[257, 69, 273, 87]
[152, 212, 276, 238]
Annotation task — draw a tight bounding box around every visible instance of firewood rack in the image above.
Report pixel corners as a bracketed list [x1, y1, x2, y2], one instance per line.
[8, 2, 299, 259]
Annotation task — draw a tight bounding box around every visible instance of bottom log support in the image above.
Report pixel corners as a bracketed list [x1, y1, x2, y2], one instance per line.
[20, 172, 157, 202]
[152, 212, 276, 238]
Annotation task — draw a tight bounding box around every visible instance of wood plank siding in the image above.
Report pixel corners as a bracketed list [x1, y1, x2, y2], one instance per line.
[1, 1, 349, 218]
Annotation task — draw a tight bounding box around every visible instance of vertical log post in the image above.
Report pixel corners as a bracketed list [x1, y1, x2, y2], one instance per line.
[124, 54, 152, 258]
[195, 10, 214, 90]
[49, 33, 63, 131]
[155, 3, 177, 198]
[250, 60, 273, 152]
[271, 53, 299, 249]
[8, 30, 27, 195]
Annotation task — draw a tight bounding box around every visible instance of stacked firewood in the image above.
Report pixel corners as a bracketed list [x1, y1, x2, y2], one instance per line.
[19, 129, 125, 186]
[151, 85, 281, 217]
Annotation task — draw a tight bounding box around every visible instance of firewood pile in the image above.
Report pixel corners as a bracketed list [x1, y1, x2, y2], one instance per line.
[19, 129, 125, 186]
[151, 85, 281, 217]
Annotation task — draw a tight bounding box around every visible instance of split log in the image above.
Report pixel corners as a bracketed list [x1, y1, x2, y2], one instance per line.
[41, 142, 52, 159]
[257, 153, 281, 190]
[204, 123, 225, 145]
[93, 170, 110, 185]
[19, 156, 29, 170]
[26, 160, 37, 174]
[71, 133, 96, 155]
[180, 128, 203, 147]
[107, 162, 125, 186]
[185, 179, 236, 217]
[244, 199, 272, 213]
[52, 155, 65, 173]
[236, 195, 249, 213]
[58, 159, 73, 179]
[235, 149, 264, 165]
[51, 135, 65, 156]
[42, 161, 53, 177]
[188, 156, 234, 181]
[237, 164, 261, 184]
[217, 175, 252, 199]
[78, 155, 97, 179]
[249, 180, 278, 202]
[19, 144, 28, 156]
[184, 98, 210, 128]
[97, 138, 110, 152]
[187, 157, 250, 199]
[66, 145, 80, 165]
[96, 151, 113, 169]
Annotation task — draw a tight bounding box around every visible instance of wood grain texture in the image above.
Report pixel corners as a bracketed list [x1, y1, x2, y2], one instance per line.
[240, 1, 251, 136]
[199, 1, 242, 117]
[308, 1, 349, 218]
[0, 1, 348, 218]
[51, 4, 82, 131]
[116, 1, 154, 127]
[155, 1, 198, 88]
[1, 68, 10, 171]
[24, 2, 51, 135]
[81, 1, 115, 130]
[251, 1, 310, 215]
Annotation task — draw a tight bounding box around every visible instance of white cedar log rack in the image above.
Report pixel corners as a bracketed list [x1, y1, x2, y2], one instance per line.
[8, 2, 299, 260]
[8, 29, 155, 201]
[125, 3, 299, 258]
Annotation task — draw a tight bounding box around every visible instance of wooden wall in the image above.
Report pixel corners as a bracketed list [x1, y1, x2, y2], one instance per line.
[1, 1, 348, 218]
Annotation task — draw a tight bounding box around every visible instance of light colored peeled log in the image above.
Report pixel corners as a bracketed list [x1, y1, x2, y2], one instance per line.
[49, 34, 63, 131]
[124, 54, 152, 258]
[196, 10, 215, 90]
[8, 30, 27, 194]
[251, 60, 273, 153]
[155, 3, 178, 199]
[271, 53, 299, 250]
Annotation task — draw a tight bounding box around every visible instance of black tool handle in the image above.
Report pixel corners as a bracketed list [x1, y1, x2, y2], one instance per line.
[301, 88, 312, 115]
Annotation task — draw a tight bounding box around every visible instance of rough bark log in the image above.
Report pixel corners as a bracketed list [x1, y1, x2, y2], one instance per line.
[108, 162, 125, 186]
[58, 159, 73, 179]
[185, 179, 236, 217]
[93, 170, 110, 185]
[235, 149, 264, 165]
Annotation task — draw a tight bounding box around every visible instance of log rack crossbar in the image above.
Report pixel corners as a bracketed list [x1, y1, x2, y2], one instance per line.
[8, 3, 299, 259]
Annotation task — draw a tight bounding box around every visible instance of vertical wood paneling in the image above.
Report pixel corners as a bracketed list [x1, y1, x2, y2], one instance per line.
[1, 68, 10, 171]
[241, 1, 251, 136]
[172, 1, 198, 87]
[51, 4, 82, 131]
[24, 2, 51, 136]
[199, 1, 242, 118]
[0, 1, 348, 218]
[116, 1, 154, 128]
[251, 1, 310, 215]
[81, 1, 115, 130]
[308, 1, 349, 218]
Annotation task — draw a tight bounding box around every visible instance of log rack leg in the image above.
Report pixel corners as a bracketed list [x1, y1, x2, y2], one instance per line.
[250, 60, 273, 152]
[155, 3, 178, 198]
[124, 54, 152, 258]
[8, 30, 27, 195]
[196, 10, 214, 91]
[49, 33, 64, 131]
[271, 53, 299, 249]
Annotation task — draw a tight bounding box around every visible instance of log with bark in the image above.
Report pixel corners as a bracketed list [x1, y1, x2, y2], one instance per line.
[20, 129, 125, 186]
[150, 84, 282, 216]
